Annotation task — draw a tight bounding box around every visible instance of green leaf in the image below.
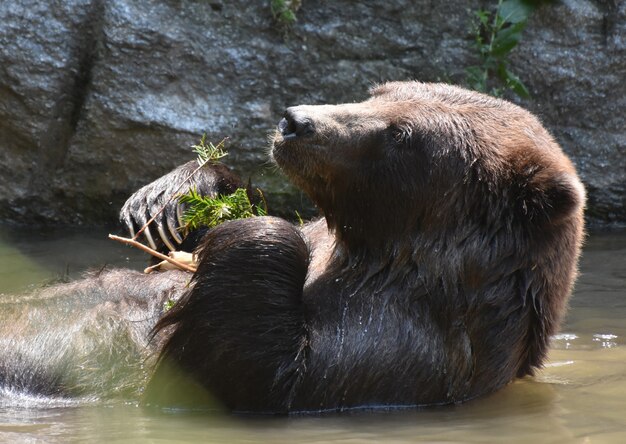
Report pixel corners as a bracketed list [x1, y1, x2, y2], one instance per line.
[179, 187, 265, 231]
[474, 9, 490, 28]
[496, 63, 530, 98]
[271, 0, 298, 26]
[163, 298, 175, 312]
[465, 1, 534, 99]
[491, 21, 526, 57]
[465, 66, 487, 92]
[499, 0, 535, 24]
[280, 10, 296, 24]
[192, 135, 228, 166]
[504, 70, 530, 98]
[254, 188, 268, 216]
[294, 210, 304, 227]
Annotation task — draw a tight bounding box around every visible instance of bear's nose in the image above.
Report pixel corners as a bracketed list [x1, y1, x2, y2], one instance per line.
[279, 107, 314, 140]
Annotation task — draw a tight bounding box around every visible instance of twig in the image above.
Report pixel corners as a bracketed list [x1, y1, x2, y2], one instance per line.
[133, 137, 229, 241]
[108, 234, 197, 273]
[256, 188, 268, 214]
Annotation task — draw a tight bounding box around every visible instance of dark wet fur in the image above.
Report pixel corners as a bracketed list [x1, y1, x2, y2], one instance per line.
[146, 82, 585, 413]
[0, 269, 189, 401]
[145, 217, 309, 411]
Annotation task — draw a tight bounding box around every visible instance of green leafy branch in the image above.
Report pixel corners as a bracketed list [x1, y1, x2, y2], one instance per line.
[466, 0, 537, 98]
[192, 134, 228, 165]
[183, 134, 268, 232]
[179, 188, 267, 232]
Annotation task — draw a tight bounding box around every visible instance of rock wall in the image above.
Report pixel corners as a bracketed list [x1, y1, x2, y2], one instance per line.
[0, 0, 624, 227]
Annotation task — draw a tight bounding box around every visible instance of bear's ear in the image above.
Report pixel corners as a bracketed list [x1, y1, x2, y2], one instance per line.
[369, 83, 387, 97]
[523, 170, 586, 225]
[389, 124, 412, 146]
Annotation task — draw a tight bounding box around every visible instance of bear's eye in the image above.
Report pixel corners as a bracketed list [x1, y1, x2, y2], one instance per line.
[389, 125, 411, 147]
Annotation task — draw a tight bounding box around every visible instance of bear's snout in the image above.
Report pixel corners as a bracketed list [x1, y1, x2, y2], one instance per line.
[279, 107, 315, 140]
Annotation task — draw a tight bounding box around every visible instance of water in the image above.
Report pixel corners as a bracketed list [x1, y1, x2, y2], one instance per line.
[0, 227, 624, 443]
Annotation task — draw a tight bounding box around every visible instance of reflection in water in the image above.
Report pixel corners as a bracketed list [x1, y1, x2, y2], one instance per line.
[0, 228, 624, 443]
[0, 226, 147, 294]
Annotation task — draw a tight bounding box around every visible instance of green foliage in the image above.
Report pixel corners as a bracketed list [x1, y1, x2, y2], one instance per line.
[271, 0, 301, 29]
[179, 188, 267, 232]
[192, 134, 228, 166]
[466, 0, 537, 98]
[177, 136, 267, 234]
[294, 210, 304, 227]
[163, 298, 176, 312]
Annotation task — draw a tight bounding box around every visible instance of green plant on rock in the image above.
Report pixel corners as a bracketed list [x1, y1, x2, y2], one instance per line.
[271, 0, 301, 29]
[466, 0, 538, 98]
[163, 298, 176, 312]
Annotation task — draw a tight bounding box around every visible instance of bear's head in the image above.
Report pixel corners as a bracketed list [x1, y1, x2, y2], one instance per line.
[272, 81, 585, 256]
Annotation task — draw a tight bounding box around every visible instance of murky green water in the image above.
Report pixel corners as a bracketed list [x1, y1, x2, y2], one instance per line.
[0, 227, 624, 443]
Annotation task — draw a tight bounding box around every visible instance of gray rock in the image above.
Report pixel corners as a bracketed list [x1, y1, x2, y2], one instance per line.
[0, 0, 623, 228]
[513, 0, 626, 227]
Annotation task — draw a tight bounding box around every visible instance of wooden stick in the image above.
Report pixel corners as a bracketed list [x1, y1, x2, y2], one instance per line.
[108, 234, 197, 273]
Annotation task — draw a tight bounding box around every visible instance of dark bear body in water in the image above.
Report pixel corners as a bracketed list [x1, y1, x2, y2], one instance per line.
[0, 82, 585, 413]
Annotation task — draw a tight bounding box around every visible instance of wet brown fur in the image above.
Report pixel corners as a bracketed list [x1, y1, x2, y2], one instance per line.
[148, 82, 585, 413]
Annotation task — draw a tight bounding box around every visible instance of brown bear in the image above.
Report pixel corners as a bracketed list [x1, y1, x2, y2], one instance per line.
[140, 81, 586, 413]
[0, 81, 584, 412]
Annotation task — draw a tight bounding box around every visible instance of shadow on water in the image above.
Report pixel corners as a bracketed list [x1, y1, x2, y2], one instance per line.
[0, 227, 625, 442]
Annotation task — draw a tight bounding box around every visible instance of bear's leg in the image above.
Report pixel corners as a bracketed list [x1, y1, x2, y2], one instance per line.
[144, 216, 310, 413]
[0, 269, 188, 400]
